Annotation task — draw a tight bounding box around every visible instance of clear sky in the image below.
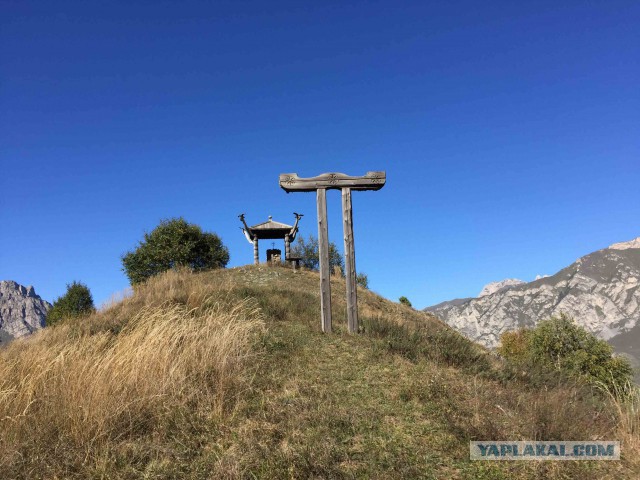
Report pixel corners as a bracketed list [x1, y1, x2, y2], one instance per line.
[1, 1, 639, 310]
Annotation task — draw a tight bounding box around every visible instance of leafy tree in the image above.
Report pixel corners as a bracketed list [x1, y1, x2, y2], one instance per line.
[356, 272, 369, 289]
[496, 329, 530, 363]
[498, 313, 633, 392]
[398, 296, 412, 307]
[291, 234, 344, 275]
[47, 281, 95, 326]
[122, 217, 229, 285]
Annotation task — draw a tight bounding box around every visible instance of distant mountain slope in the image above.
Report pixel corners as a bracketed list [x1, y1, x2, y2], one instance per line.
[0, 280, 51, 342]
[425, 238, 640, 371]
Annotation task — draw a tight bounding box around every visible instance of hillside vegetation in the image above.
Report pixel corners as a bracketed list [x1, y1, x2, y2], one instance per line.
[1, 266, 638, 479]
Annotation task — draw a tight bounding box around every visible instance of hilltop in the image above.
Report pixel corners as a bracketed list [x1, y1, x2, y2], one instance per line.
[0, 266, 638, 479]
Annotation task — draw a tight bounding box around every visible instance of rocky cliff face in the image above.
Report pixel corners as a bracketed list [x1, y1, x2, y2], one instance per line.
[425, 238, 640, 371]
[610, 238, 640, 250]
[0, 281, 51, 342]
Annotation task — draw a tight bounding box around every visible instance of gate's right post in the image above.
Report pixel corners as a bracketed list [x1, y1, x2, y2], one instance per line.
[317, 188, 332, 333]
[342, 187, 358, 333]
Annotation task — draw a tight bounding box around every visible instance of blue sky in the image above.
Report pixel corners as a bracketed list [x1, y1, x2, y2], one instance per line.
[1, 0, 639, 310]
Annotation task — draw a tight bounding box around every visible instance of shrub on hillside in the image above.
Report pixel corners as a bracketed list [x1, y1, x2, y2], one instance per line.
[496, 328, 530, 363]
[46, 281, 95, 326]
[498, 313, 633, 393]
[356, 272, 369, 289]
[122, 217, 229, 285]
[398, 296, 412, 307]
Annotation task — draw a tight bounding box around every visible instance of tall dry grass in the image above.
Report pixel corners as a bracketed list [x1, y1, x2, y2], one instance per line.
[0, 287, 264, 476]
[596, 380, 640, 467]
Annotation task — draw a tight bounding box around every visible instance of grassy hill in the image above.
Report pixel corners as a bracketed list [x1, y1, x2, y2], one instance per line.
[1, 266, 638, 479]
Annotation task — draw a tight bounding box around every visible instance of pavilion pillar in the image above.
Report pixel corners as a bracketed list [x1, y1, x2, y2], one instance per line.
[253, 237, 259, 265]
[284, 234, 291, 263]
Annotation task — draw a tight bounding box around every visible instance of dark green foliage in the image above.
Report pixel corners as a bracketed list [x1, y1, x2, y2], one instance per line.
[398, 296, 412, 307]
[356, 272, 369, 289]
[499, 313, 633, 392]
[291, 234, 344, 275]
[122, 218, 229, 285]
[47, 281, 95, 326]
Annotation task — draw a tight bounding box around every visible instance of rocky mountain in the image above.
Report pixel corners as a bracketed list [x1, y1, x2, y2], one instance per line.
[0, 280, 51, 342]
[425, 238, 640, 373]
[610, 238, 640, 250]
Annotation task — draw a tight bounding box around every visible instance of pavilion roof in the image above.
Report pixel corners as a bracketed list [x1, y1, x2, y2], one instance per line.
[248, 216, 293, 239]
[249, 216, 293, 230]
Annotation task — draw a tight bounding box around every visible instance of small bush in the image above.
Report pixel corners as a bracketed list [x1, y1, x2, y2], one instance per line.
[356, 272, 369, 289]
[398, 296, 412, 307]
[46, 281, 95, 326]
[499, 313, 633, 393]
[496, 328, 530, 362]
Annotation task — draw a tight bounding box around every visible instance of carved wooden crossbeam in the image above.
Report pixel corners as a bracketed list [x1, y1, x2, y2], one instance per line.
[279, 172, 386, 192]
[279, 172, 386, 334]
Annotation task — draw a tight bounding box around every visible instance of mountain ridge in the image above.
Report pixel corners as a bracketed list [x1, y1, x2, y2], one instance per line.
[425, 238, 640, 372]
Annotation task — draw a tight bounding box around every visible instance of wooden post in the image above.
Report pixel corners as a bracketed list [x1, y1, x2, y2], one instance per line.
[317, 188, 332, 333]
[342, 187, 358, 333]
[253, 237, 259, 265]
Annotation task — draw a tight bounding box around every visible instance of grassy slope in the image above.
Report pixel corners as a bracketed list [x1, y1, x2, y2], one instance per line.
[1, 266, 638, 479]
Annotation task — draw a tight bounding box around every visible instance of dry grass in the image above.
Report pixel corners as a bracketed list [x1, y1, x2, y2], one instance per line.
[596, 380, 640, 471]
[0, 270, 263, 478]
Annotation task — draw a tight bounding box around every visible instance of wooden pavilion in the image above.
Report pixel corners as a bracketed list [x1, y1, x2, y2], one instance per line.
[239, 213, 302, 265]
